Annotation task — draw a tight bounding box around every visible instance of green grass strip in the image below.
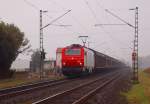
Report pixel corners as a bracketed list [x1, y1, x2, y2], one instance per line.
[124, 71, 150, 104]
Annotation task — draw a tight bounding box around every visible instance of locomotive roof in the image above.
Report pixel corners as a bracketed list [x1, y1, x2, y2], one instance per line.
[65, 44, 83, 48]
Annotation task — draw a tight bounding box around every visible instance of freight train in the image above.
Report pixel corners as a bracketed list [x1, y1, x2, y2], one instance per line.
[56, 44, 124, 77]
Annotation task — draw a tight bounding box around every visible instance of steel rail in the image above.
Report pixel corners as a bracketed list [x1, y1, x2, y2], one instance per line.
[72, 74, 120, 104]
[0, 70, 116, 103]
[0, 78, 65, 94]
[32, 71, 120, 104]
[0, 79, 70, 100]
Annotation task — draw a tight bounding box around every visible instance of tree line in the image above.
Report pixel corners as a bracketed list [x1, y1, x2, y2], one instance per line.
[0, 22, 29, 79]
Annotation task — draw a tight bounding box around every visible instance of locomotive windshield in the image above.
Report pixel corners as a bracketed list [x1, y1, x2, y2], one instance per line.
[65, 49, 81, 55]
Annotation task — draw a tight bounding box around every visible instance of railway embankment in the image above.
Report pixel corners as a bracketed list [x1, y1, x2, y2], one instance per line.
[0, 71, 63, 89]
[124, 68, 150, 104]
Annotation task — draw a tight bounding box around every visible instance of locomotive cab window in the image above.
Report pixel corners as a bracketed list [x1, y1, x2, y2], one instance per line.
[65, 49, 81, 55]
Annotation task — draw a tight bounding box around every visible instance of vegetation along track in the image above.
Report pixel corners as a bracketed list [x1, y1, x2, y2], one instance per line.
[0, 69, 117, 104]
[32, 71, 121, 104]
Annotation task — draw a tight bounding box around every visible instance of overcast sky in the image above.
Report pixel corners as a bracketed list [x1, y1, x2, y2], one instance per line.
[0, 0, 150, 63]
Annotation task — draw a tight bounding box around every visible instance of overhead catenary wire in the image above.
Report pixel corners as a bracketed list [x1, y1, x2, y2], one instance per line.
[23, 0, 73, 28]
[51, 24, 72, 27]
[94, 0, 111, 23]
[105, 9, 135, 28]
[41, 0, 82, 36]
[25, 0, 81, 41]
[46, 0, 89, 35]
[61, 1, 129, 61]
[83, 0, 98, 23]
[23, 0, 53, 19]
[92, 0, 133, 50]
[23, 0, 39, 10]
[97, 9, 134, 50]
[83, 1, 117, 48]
[83, 0, 131, 60]
[24, 0, 131, 61]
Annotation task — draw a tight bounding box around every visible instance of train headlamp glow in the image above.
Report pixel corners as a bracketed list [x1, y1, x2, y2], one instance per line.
[63, 62, 66, 65]
[80, 62, 82, 65]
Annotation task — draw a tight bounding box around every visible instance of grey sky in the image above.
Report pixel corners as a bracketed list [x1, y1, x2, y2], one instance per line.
[0, 0, 150, 62]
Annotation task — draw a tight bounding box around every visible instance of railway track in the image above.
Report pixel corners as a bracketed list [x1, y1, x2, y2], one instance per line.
[0, 70, 111, 96]
[32, 71, 121, 104]
[0, 78, 70, 102]
[0, 78, 66, 95]
[0, 73, 103, 99]
[0, 69, 121, 104]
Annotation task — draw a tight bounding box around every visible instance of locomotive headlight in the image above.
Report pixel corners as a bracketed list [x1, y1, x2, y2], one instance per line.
[80, 62, 82, 65]
[63, 62, 66, 65]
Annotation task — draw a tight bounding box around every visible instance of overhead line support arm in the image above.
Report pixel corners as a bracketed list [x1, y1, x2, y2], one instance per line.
[105, 9, 135, 28]
[41, 10, 71, 30]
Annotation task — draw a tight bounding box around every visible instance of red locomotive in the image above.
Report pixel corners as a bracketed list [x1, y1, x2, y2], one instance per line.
[56, 44, 124, 77]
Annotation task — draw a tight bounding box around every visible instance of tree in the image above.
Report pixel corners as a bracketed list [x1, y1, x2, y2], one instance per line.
[30, 50, 41, 72]
[0, 22, 29, 78]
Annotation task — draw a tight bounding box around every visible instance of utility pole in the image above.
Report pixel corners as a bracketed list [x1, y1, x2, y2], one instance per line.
[39, 10, 71, 79]
[39, 10, 47, 79]
[130, 7, 139, 83]
[95, 7, 139, 83]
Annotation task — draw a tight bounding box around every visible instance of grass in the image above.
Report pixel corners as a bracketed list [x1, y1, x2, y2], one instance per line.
[0, 77, 38, 89]
[124, 71, 150, 104]
[0, 72, 64, 89]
